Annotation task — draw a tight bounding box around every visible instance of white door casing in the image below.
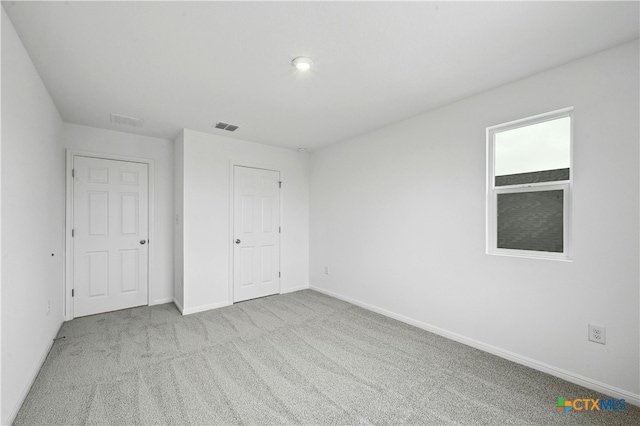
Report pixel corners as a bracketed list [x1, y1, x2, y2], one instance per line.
[233, 166, 281, 302]
[72, 156, 149, 317]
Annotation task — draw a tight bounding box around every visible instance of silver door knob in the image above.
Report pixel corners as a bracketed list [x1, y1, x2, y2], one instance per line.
[235, 239, 241, 244]
[140, 240, 146, 245]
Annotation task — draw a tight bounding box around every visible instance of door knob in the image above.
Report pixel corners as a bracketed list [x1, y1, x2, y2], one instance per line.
[235, 239, 241, 244]
[140, 240, 146, 245]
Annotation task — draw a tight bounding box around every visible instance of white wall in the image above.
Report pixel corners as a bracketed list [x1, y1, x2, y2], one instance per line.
[61, 123, 174, 306]
[310, 40, 640, 402]
[176, 129, 309, 314]
[1, 8, 65, 424]
[173, 130, 184, 311]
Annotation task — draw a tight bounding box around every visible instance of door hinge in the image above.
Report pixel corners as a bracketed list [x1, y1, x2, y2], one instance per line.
[278, 181, 282, 188]
[72, 289, 74, 297]
[279, 272, 281, 278]
[72, 169, 75, 178]
[279, 226, 281, 234]
[72, 229, 74, 237]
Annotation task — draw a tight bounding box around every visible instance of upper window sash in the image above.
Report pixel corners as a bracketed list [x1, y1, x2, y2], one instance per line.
[487, 107, 574, 190]
[487, 106, 574, 143]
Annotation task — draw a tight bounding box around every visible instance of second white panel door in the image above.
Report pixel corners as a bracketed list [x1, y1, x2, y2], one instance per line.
[233, 166, 280, 302]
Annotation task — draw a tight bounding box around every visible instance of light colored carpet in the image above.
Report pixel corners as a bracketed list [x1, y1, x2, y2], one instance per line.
[14, 290, 640, 425]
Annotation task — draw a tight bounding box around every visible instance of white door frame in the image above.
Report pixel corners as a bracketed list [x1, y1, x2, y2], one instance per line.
[65, 149, 155, 320]
[228, 160, 283, 304]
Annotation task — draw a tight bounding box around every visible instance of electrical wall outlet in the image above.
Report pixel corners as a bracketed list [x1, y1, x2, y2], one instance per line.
[588, 324, 606, 345]
[324, 266, 329, 274]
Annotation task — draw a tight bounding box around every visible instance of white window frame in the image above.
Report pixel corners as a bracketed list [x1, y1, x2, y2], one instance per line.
[486, 107, 573, 261]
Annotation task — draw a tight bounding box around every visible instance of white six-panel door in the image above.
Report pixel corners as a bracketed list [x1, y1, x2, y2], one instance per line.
[233, 166, 280, 302]
[73, 156, 149, 317]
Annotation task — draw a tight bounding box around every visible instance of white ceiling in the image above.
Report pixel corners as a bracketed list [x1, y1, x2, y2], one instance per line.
[3, 1, 639, 151]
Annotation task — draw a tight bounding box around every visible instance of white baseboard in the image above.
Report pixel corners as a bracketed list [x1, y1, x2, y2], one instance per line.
[173, 298, 184, 314]
[280, 285, 309, 294]
[150, 297, 174, 306]
[309, 285, 640, 407]
[6, 323, 63, 425]
[182, 300, 231, 315]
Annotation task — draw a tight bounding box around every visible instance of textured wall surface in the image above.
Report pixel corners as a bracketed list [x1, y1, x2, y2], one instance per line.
[2, 8, 65, 424]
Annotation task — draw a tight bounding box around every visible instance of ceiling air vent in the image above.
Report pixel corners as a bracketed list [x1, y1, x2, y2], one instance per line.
[110, 114, 144, 127]
[213, 121, 239, 132]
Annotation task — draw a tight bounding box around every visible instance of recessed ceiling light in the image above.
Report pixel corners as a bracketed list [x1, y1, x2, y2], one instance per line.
[298, 148, 308, 153]
[292, 56, 313, 71]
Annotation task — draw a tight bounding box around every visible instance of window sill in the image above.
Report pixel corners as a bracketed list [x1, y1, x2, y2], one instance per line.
[487, 250, 573, 262]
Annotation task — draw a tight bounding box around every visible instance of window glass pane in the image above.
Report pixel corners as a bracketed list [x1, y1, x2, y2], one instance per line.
[495, 116, 570, 185]
[497, 190, 564, 253]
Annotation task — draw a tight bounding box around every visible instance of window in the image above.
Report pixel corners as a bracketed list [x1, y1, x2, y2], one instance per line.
[487, 107, 572, 260]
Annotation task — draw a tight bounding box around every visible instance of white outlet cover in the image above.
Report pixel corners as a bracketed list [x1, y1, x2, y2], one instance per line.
[588, 324, 606, 345]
